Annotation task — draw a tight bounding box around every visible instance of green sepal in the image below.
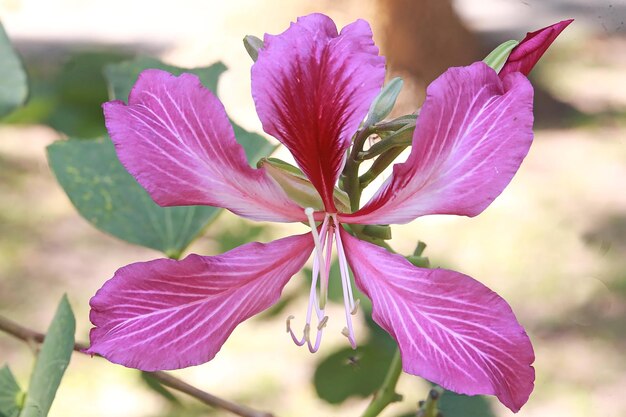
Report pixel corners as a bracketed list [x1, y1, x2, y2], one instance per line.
[407, 241, 429, 267]
[363, 77, 403, 128]
[243, 35, 264, 62]
[407, 255, 430, 268]
[483, 40, 519, 73]
[259, 157, 351, 212]
[413, 240, 427, 257]
[362, 224, 392, 240]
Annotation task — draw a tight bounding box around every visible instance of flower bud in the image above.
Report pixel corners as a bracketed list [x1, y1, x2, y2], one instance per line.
[243, 35, 264, 62]
[483, 40, 519, 73]
[363, 77, 403, 128]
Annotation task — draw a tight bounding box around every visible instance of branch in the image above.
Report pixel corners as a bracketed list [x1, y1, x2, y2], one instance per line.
[0, 314, 275, 417]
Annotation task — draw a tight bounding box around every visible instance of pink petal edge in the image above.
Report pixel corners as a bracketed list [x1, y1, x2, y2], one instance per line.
[500, 19, 573, 78]
[252, 13, 385, 211]
[341, 62, 534, 225]
[340, 228, 535, 412]
[104, 69, 305, 223]
[86, 233, 314, 371]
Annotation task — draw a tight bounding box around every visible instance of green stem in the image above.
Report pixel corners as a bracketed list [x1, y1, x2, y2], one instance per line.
[417, 387, 444, 417]
[342, 126, 374, 211]
[359, 145, 407, 189]
[357, 124, 414, 161]
[360, 349, 403, 417]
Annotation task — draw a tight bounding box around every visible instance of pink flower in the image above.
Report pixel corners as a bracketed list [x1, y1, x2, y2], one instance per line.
[86, 14, 566, 412]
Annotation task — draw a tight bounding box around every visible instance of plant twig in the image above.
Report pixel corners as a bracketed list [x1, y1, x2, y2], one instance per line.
[360, 349, 403, 417]
[0, 314, 275, 417]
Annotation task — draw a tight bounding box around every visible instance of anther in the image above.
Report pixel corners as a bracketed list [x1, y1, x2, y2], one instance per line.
[351, 299, 360, 315]
[341, 327, 351, 338]
[286, 315, 295, 332]
[303, 324, 311, 343]
[317, 316, 329, 331]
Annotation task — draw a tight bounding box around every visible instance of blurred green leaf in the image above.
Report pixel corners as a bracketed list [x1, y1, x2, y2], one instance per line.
[48, 127, 274, 256]
[51, 52, 130, 137]
[438, 391, 496, 417]
[103, 56, 273, 164]
[104, 57, 226, 101]
[0, 365, 22, 417]
[3, 50, 130, 134]
[313, 336, 396, 404]
[47, 137, 220, 257]
[232, 123, 276, 166]
[0, 22, 28, 118]
[21, 295, 75, 417]
[48, 55, 273, 255]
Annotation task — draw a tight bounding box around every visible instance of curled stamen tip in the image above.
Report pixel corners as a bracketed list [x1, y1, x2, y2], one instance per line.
[317, 316, 329, 330]
[303, 323, 311, 342]
[351, 299, 361, 315]
[286, 315, 295, 332]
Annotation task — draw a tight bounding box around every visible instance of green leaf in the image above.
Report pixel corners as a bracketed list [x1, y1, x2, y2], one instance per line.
[47, 128, 273, 256]
[104, 56, 227, 101]
[47, 137, 220, 257]
[0, 365, 22, 417]
[232, 123, 276, 167]
[0, 22, 28, 118]
[438, 391, 496, 417]
[21, 295, 75, 417]
[47, 56, 273, 255]
[313, 338, 397, 404]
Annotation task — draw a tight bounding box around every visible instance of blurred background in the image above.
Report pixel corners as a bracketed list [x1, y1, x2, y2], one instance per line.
[0, 0, 624, 416]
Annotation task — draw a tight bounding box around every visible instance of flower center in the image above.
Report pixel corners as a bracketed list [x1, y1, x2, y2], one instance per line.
[286, 208, 359, 352]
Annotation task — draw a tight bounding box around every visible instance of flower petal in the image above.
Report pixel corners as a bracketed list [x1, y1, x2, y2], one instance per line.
[252, 13, 385, 211]
[86, 233, 314, 371]
[499, 19, 573, 78]
[341, 62, 533, 225]
[340, 229, 535, 412]
[104, 69, 304, 223]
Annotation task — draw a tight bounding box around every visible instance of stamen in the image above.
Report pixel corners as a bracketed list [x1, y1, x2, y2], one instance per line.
[317, 316, 329, 330]
[351, 299, 360, 315]
[321, 223, 334, 309]
[333, 217, 357, 313]
[333, 217, 358, 350]
[305, 208, 330, 309]
[287, 211, 331, 352]
[286, 316, 306, 346]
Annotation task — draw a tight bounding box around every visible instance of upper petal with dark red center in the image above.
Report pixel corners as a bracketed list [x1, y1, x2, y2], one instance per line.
[340, 229, 535, 412]
[86, 233, 314, 371]
[499, 19, 573, 78]
[104, 69, 304, 223]
[341, 62, 534, 225]
[252, 13, 385, 211]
